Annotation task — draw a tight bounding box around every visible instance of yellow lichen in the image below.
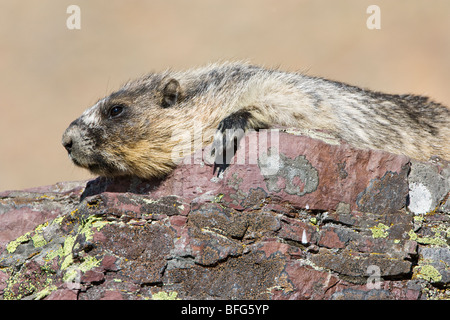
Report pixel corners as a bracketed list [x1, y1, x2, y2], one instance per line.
[79, 215, 108, 242]
[152, 291, 180, 300]
[408, 229, 447, 246]
[370, 223, 389, 238]
[414, 265, 442, 283]
[35, 284, 57, 300]
[6, 233, 31, 254]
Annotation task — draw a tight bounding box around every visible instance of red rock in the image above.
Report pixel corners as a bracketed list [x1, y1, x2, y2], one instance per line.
[81, 269, 105, 284]
[318, 226, 346, 249]
[45, 289, 78, 300]
[278, 216, 316, 244]
[1, 130, 446, 300]
[0, 207, 60, 254]
[101, 255, 119, 272]
[273, 261, 342, 300]
[101, 290, 124, 300]
[256, 240, 293, 258]
[169, 215, 188, 227]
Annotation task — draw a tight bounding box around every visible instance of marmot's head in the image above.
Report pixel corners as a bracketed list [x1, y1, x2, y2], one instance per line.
[62, 74, 186, 179]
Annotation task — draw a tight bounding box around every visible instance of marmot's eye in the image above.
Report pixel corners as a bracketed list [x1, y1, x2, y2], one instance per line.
[108, 104, 125, 118]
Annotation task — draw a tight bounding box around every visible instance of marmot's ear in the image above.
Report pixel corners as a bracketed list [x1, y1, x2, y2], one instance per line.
[161, 78, 181, 107]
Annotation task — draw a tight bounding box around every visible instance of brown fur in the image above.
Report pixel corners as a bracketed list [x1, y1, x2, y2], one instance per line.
[62, 62, 450, 179]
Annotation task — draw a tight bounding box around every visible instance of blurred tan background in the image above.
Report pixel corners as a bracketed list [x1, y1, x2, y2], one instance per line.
[0, 0, 449, 191]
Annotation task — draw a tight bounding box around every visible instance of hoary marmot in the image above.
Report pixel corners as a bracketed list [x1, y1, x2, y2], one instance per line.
[62, 62, 450, 178]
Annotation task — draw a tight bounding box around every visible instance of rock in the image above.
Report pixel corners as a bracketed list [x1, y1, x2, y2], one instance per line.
[413, 247, 450, 285]
[0, 129, 448, 300]
[408, 159, 450, 214]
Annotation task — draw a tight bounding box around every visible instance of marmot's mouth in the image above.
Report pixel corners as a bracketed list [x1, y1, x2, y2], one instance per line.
[70, 155, 93, 169]
[87, 161, 127, 177]
[70, 157, 84, 168]
[70, 156, 105, 174]
[69, 150, 126, 177]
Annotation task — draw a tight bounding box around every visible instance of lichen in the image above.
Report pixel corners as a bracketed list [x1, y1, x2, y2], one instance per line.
[408, 229, 447, 246]
[31, 234, 46, 248]
[45, 246, 63, 261]
[152, 291, 180, 300]
[63, 235, 76, 257]
[370, 223, 389, 238]
[6, 218, 59, 253]
[57, 215, 107, 281]
[63, 265, 80, 283]
[212, 193, 224, 203]
[1, 201, 114, 300]
[79, 255, 100, 272]
[414, 265, 442, 283]
[2, 263, 56, 300]
[408, 230, 418, 241]
[260, 153, 319, 196]
[35, 284, 57, 300]
[79, 215, 109, 242]
[6, 233, 31, 253]
[62, 255, 101, 283]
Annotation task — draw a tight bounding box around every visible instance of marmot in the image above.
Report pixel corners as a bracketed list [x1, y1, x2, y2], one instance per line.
[62, 62, 450, 178]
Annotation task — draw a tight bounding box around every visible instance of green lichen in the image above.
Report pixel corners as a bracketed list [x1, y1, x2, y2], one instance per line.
[39, 214, 109, 286]
[415, 265, 442, 283]
[6, 218, 59, 253]
[31, 234, 46, 248]
[6, 233, 31, 253]
[62, 255, 100, 283]
[212, 193, 227, 209]
[62, 266, 79, 283]
[45, 245, 63, 261]
[35, 285, 57, 300]
[61, 254, 74, 271]
[2, 209, 111, 300]
[370, 223, 389, 238]
[58, 215, 107, 281]
[152, 291, 180, 300]
[408, 229, 447, 246]
[79, 255, 100, 272]
[79, 215, 109, 242]
[63, 235, 76, 257]
[213, 193, 224, 203]
[3, 264, 56, 300]
[408, 230, 418, 241]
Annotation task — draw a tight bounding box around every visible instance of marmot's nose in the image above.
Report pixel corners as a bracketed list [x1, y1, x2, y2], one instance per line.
[62, 132, 73, 154]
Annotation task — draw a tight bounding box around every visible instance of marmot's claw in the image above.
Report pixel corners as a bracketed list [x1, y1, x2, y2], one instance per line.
[211, 130, 224, 158]
[212, 111, 249, 168]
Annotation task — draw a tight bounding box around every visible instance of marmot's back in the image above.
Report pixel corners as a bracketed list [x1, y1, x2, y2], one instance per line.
[62, 62, 450, 179]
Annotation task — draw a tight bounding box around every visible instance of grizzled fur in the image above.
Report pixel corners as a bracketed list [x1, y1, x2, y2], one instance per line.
[62, 62, 450, 178]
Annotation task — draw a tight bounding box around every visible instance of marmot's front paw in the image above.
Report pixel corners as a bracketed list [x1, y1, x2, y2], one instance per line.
[210, 111, 251, 173]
